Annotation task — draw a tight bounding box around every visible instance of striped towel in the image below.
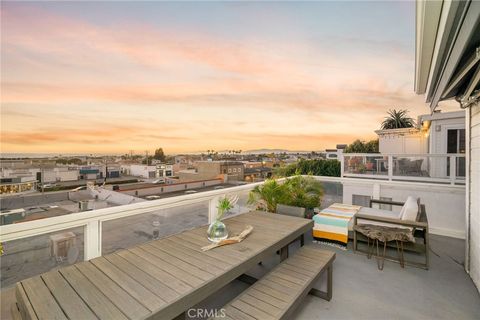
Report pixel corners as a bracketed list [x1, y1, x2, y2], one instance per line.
[312, 203, 361, 245]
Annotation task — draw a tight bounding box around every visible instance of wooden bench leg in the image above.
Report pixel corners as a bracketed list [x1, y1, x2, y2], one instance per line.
[280, 246, 289, 261]
[309, 264, 333, 301]
[300, 234, 305, 247]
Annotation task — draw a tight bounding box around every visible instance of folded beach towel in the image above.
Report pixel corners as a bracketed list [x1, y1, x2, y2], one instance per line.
[312, 203, 361, 245]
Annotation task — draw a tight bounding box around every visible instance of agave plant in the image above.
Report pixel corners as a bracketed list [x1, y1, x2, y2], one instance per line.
[381, 109, 415, 129]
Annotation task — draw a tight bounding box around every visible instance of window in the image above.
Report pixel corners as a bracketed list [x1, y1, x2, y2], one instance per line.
[233, 168, 237, 173]
[352, 194, 371, 207]
[228, 169, 232, 173]
[447, 128, 466, 177]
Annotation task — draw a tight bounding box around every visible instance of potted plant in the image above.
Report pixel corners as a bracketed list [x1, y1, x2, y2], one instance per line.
[248, 176, 323, 218]
[207, 195, 237, 242]
[248, 179, 288, 212]
[282, 176, 323, 218]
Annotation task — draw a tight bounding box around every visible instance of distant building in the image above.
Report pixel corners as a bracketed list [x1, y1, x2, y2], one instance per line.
[125, 165, 157, 179]
[156, 164, 173, 178]
[179, 161, 244, 182]
[244, 167, 272, 182]
[0, 177, 37, 195]
[325, 144, 347, 159]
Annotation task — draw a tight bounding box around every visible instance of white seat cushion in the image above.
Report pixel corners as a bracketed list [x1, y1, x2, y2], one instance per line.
[349, 207, 401, 230]
[401, 196, 419, 221]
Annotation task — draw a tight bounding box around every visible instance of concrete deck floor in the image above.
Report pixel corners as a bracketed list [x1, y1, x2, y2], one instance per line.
[2, 234, 479, 320]
[195, 234, 480, 320]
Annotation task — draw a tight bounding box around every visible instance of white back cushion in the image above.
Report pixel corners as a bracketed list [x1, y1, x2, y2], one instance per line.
[401, 196, 419, 221]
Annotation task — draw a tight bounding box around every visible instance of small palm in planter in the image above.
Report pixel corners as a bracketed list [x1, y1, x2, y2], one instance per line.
[207, 195, 238, 242]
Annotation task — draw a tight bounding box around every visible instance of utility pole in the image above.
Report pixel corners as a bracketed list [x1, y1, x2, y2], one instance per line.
[41, 166, 44, 194]
[104, 156, 107, 186]
[129, 150, 134, 159]
[145, 150, 149, 166]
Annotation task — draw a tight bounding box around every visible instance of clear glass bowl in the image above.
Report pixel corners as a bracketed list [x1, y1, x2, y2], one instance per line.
[207, 219, 228, 243]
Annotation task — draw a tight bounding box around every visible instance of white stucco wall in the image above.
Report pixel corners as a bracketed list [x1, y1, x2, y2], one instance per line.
[342, 179, 465, 239]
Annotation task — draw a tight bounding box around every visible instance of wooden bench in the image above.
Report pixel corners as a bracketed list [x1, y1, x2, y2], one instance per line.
[214, 246, 335, 320]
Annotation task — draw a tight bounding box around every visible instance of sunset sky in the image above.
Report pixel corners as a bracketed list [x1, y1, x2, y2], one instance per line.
[1, 1, 456, 154]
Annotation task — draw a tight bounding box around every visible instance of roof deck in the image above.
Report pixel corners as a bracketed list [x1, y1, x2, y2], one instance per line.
[0, 175, 477, 319]
[192, 234, 480, 319]
[4, 232, 477, 319]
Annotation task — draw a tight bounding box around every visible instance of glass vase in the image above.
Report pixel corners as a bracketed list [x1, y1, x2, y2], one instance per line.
[207, 219, 228, 243]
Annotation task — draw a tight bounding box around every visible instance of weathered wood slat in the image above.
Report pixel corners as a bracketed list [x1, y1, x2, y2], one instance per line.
[246, 288, 288, 309]
[141, 243, 216, 281]
[222, 306, 256, 320]
[175, 232, 248, 264]
[90, 257, 166, 311]
[240, 293, 282, 317]
[75, 262, 150, 319]
[148, 240, 225, 274]
[128, 246, 204, 287]
[264, 273, 303, 289]
[162, 238, 233, 270]
[42, 271, 97, 320]
[230, 299, 276, 320]
[274, 267, 312, 283]
[220, 246, 335, 320]
[14, 211, 314, 320]
[59, 265, 128, 320]
[169, 234, 243, 264]
[117, 249, 193, 294]
[21, 277, 67, 320]
[277, 263, 316, 279]
[104, 253, 178, 303]
[15, 283, 38, 320]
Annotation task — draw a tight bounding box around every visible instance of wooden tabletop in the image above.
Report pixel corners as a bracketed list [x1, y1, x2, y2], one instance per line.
[15, 211, 313, 320]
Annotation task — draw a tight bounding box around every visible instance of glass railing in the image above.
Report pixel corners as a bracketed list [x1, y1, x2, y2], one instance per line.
[342, 153, 466, 184]
[0, 176, 343, 291]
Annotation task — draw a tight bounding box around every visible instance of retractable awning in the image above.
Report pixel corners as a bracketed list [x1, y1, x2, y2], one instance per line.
[415, 0, 480, 110]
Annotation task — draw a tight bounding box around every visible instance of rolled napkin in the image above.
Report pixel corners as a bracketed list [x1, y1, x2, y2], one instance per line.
[201, 225, 254, 251]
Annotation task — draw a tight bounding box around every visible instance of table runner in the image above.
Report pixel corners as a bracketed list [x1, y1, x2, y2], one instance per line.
[312, 203, 361, 245]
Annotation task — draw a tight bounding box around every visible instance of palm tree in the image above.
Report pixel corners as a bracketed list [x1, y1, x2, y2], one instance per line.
[381, 109, 415, 129]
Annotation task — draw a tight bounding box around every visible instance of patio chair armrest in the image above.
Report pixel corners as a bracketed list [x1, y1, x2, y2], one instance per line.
[354, 213, 428, 229]
[369, 199, 405, 208]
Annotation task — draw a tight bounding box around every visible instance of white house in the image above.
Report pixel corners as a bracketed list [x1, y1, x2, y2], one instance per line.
[415, 0, 479, 290]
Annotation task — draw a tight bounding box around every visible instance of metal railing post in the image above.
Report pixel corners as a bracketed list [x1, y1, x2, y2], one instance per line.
[388, 156, 393, 181]
[340, 154, 345, 177]
[450, 156, 456, 185]
[84, 220, 102, 260]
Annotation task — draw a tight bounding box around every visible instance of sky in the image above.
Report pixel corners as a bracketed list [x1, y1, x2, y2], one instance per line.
[0, 1, 457, 155]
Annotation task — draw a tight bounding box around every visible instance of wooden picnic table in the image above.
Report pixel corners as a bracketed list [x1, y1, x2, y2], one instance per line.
[14, 211, 313, 320]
